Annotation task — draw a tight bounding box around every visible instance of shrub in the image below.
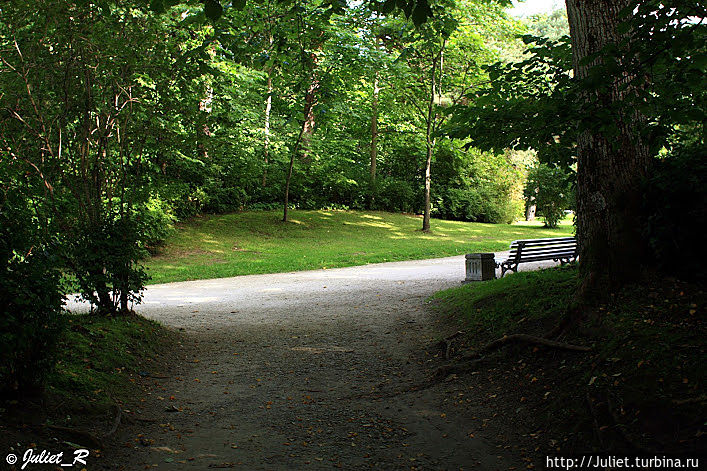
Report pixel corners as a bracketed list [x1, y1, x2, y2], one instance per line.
[67, 214, 149, 315]
[377, 179, 421, 213]
[643, 144, 706, 278]
[0, 192, 64, 397]
[433, 186, 521, 224]
[524, 164, 574, 228]
[139, 197, 176, 254]
[433, 187, 483, 221]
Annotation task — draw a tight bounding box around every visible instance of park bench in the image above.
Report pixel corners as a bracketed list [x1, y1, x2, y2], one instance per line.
[496, 236, 577, 277]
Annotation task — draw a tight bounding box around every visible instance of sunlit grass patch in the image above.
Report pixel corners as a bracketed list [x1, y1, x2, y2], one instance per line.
[146, 210, 574, 284]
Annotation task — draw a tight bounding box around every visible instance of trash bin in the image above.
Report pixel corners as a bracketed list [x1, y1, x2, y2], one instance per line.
[464, 253, 496, 282]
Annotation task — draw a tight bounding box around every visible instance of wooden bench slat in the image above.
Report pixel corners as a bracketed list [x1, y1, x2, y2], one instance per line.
[510, 239, 575, 248]
[509, 243, 576, 252]
[512, 253, 577, 262]
[509, 244, 576, 253]
[498, 236, 577, 277]
[509, 247, 576, 257]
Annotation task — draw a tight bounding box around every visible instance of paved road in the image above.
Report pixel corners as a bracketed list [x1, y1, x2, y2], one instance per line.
[82, 255, 559, 470]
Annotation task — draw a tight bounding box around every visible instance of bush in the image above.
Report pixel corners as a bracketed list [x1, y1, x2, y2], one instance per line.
[376, 179, 421, 213]
[67, 214, 149, 314]
[524, 164, 574, 228]
[433, 186, 521, 224]
[139, 197, 176, 254]
[433, 187, 483, 221]
[643, 144, 706, 278]
[0, 192, 64, 397]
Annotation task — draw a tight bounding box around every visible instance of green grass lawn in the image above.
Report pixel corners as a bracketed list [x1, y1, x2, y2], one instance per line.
[146, 210, 573, 284]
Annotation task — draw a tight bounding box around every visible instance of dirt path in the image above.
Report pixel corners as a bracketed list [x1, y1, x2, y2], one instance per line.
[98, 256, 555, 470]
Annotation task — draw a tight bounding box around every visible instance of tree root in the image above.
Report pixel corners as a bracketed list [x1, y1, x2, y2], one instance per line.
[437, 331, 465, 360]
[432, 334, 589, 380]
[607, 394, 653, 454]
[586, 393, 606, 449]
[47, 398, 123, 448]
[471, 333, 591, 356]
[673, 395, 707, 406]
[47, 425, 104, 449]
[103, 403, 122, 438]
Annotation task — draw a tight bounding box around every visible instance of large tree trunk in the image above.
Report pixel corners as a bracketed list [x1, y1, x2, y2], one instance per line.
[369, 72, 379, 209]
[565, 0, 652, 289]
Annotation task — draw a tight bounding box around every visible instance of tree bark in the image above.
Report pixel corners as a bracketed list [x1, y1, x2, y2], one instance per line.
[300, 77, 317, 163]
[283, 121, 307, 222]
[565, 0, 652, 289]
[197, 84, 213, 161]
[526, 203, 536, 221]
[262, 73, 272, 187]
[422, 52, 439, 232]
[369, 72, 379, 209]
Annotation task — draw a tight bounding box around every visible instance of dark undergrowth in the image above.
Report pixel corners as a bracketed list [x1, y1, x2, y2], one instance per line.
[431, 266, 705, 456]
[45, 314, 171, 407]
[0, 313, 174, 461]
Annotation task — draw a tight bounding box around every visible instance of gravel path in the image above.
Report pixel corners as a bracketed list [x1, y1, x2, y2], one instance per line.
[96, 255, 557, 470]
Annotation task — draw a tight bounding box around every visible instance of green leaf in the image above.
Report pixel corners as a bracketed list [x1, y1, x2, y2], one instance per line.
[204, 0, 223, 21]
[412, 1, 432, 27]
[381, 0, 396, 14]
[150, 0, 165, 13]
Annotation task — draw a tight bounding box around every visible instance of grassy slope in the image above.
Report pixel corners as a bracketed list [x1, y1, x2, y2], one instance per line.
[431, 267, 705, 454]
[47, 314, 171, 407]
[146, 210, 573, 284]
[0, 315, 172, 458]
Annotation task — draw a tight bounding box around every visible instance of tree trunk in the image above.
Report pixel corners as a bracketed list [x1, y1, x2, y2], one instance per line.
[300, 77, 317, 163]
[422, 139, 434, 231]
[565, 0, 652, 289]
[283, 149, 294, 222]
[422, 53, 439, 232]
[262, 73, 272, 187]
[283, 122, 307, 222]
[526, 203, 536, 221]
[197, 82, 213, 158]
[369, 72, 379, 209]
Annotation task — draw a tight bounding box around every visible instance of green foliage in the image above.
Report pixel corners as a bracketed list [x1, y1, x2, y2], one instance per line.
[447, 0, 705, 171]
[140, 198, 177, 254]
[68, 216, 149, 314]
[0, 175, 64, 397]
[524, 163, 574, 228]
[445, 34, 576, 170]
[376, 179, 422, 213]
[432, 146, 525, 223]
[0, 0, 205, 313]
[523, 8, 569, 40]
[643, 142, 707, 279]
